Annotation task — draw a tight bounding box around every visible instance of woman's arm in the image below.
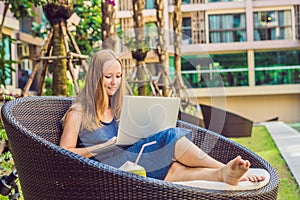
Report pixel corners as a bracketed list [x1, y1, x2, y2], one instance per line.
[60, 109, 116, 158]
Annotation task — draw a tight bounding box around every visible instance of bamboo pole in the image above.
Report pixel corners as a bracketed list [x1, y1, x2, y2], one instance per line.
[66, 28, 89, 72]
[36, 60, 48, 96]
[67, 58, 80, 94]
[61, 22, 80, 95]
[60, 21, 70, 53]
[37, 53, 88, 61]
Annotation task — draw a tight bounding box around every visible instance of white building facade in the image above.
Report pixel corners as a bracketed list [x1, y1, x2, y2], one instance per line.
[116, 0, 300, 122]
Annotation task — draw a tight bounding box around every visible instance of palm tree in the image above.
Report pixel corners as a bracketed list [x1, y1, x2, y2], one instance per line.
[173, 0, 182, 84]
[102, 0, 116, 50]
[42, 0, 73, 96]
[154, 0, 170, 97]
[131, 0, 155, 96]
[172, 0, 190, 107]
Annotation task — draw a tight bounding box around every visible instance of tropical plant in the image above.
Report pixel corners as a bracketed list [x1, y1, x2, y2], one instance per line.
[43, 76, 75, 96]
[0, 43, 16, 88]
[0, 0, 50, 38]
[72, 0, 102, 55]
[0, 0, 39, 88]
[0, 123, 13, 172]
[31, 13, 51, 40]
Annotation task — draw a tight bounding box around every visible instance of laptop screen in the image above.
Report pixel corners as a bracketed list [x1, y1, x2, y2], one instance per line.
[116, 95, 180, 145]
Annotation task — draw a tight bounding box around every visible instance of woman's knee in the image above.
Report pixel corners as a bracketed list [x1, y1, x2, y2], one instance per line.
[174, 136, 195, 160]
[164, 161, 186, 181]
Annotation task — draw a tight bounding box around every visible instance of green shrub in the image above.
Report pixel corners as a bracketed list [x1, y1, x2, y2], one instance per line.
[0, 121, 13, 173]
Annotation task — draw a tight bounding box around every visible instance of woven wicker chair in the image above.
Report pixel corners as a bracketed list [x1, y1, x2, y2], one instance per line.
[1, 96, 279, 200]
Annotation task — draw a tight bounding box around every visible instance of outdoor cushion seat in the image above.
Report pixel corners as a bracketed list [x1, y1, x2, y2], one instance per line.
[1, 96, 279, 200]
[200, 104, 254, 138]
[174, 168, 270, 190]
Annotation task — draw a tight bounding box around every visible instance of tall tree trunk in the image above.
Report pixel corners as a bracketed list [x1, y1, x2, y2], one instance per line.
[173, 0, 190, 108]
[43, 1, 73, 96]
[155, 0, 169, 96]
[173, 0, 183, 95]
[173, 0, 182, 78]
[132, 0, 147, 96]
[102, 1, 116, 50]
[52, 22, 68, 96]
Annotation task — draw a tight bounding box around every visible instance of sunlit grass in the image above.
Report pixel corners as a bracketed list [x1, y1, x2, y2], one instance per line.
[231, 125, 300, 200]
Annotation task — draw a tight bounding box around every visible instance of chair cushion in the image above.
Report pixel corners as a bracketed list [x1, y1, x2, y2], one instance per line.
[173, 168, 270, 190]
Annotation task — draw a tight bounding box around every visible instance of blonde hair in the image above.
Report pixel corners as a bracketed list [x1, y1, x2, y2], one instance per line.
[68, 49, 126, 131]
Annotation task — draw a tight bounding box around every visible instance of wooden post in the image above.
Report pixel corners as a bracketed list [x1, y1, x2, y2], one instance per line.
[61, 22, 80, 94]
[22, 29, 54, 96]
[66, 28, 89, 72]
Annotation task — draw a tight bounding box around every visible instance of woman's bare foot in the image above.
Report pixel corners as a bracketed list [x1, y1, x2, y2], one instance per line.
[220, 156, 251, 185]
[165, 156, 265, 184]
[239, 174, 266, 183]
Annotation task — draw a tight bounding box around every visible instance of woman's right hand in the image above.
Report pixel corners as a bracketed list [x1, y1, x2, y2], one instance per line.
[89, 137, 117, 156]
[106, 136, 117, 146]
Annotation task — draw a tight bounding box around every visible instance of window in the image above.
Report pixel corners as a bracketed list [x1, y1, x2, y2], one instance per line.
[169, 53, 248, 88]
[255, 50, 300, 85]
[254, 10, 292, 41]
[209, 13, 246, 43]
[182, 0, 191, 4]
[296, 5, 300, 39]
[182, 17, 192, 45]
[209, 53, 248, 87]
[169, 0, 199, 6]
[145, 0, 155, 9]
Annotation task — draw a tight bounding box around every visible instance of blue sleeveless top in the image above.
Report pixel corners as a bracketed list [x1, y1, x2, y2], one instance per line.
[77, 119, 118, 148]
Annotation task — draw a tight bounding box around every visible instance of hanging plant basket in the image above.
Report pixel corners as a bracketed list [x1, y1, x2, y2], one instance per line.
[43, 1, 74, 25]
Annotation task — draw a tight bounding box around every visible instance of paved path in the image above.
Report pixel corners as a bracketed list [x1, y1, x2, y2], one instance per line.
[260, 121, 300, 187]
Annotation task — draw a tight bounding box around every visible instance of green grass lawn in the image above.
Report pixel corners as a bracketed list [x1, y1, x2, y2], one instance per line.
[231, 125, 300, 200]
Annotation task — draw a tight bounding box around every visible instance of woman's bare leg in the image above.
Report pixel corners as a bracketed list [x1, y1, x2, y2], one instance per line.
[165, 156, 256, 185]
[171, 137, 265, 184]
[174, 136, 224, 168]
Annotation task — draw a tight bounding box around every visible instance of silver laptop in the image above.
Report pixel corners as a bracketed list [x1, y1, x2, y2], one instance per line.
[94, 95, 180, 154]
[116, 95, 180, 145]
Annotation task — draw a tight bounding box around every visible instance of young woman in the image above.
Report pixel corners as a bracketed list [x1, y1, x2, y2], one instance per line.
[60, 49, 265, 185]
